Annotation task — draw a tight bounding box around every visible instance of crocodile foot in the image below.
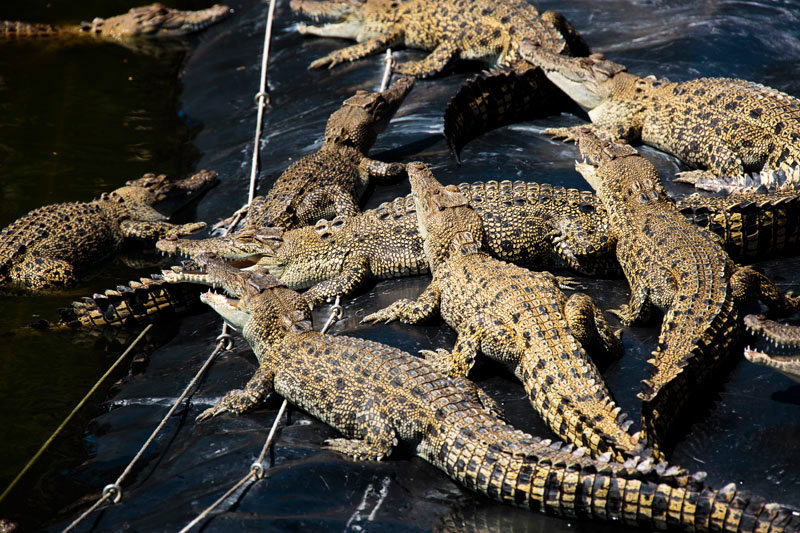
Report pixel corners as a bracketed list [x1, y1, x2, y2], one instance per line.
[323, 437, 395, 461]
[419, 348, 454, 375]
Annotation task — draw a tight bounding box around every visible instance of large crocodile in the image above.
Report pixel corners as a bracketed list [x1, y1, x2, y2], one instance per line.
[219, 76, 413, 236]
[570, 127, 800, 452]
[0, 171, 215, 291]
[290, 0, 589, 77]
[518, 41, 800, 193]
[362, 163, 644, 462]
[167, 254, 800, 533]
[1, 4, 229, 46]
[744, 314, 800, 383]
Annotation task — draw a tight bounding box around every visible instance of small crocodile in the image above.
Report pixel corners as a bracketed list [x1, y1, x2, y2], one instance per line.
[169, 254, 800, 533]
[0, 171, 214, 291]
[571, 127, 800, 452]
[1, 4, 230, 44]
[744, 314, 800, 383]
[222, 76, 413, 234]
[362, 163, 644, 462]
[290, 0, 589, 77]
[518, 41, 800, 192]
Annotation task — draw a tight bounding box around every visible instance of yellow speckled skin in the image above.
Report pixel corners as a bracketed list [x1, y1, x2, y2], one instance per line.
[363, 163, 646, 463]
[572, 128, 800, 452]
[182, 256, 799, 533]
[291, 0, 589, 77]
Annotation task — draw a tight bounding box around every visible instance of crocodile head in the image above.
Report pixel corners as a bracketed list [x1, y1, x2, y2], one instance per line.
[324, 76, 415, 152]
[89, 3, 230, 39]
[572, 127, 669, 207]
[126, 170, 218, 202]
[291, 0, 369, 39]
[156, 227, 283, 264]
[519, 40, 626, 111]
[190, 254, 313, 349]
[406, 162, 484, 270]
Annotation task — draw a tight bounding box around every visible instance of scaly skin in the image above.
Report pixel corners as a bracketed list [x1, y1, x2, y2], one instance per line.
[291, 0, 589, 78]
[0, 4, 230, 42]
[571, 127, 800, 453]
[744, 314, 800, 383]
[219, 76, 414, 233]
[182, 254, 800, 533]
[0, 171, 214, 291]
[519, 41, 800, 192]
[363, 163, 644, 463]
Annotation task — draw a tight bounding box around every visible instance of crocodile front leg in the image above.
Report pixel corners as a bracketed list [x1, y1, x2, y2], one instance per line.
[359, 158, 405, 180]
[303, 254, 370, 309]
[196, 366, 275, 422]
[564, 292, 623, 359]
[305, 31, 402, 70]
[547, 216, 618, 276]
[731, 266, 800, 316]
[120, 219, 206, 240]
[393, 42, 458, 78]
[545, 124, 621, 144]
[361, 279, 442, 324]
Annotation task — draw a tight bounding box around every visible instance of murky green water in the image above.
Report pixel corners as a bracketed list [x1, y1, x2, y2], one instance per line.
[0, 0, 799, 530]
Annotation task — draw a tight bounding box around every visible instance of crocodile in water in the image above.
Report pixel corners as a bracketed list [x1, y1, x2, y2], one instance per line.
[290, 0, 589, 78]
[744, 314, 800, 383]
[571, 127, 800, 452]
[519, 41, 800, 193]
[362, 162, 646, 462]
[0, 170, 215, 291]
[165, 254, 800, 533]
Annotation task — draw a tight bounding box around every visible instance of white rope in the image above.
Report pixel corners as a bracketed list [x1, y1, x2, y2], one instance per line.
[380, 49, 394, 92]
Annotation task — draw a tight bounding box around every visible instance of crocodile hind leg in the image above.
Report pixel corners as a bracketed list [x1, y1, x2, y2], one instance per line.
[449, 376, 508, 422]
[541, 10, 591, 56]
[302, 255, 370, 309]
[731, 266, 800, 316]
[673, 144, 746, 190]
[564, 293, 623, 359]
[323, 410, 398, 461]
[196, 366, 275, 422]
[359, 158, 406, 180]
[361, 279, 442, 324]
[393, 42, 458, 78]
[608, 281, 656, 326]
[305, 32, 402, 70]
[14, 255, 77, 290]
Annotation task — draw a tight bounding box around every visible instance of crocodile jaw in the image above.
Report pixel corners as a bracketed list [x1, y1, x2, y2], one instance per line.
[200, 291, 250, 329]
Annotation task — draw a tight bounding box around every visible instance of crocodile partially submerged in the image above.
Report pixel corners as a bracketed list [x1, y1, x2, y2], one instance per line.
[1, 4, 230, 46]
[571, 127, 800, 452]
[362, 163, 644, 462]
[220, 76, 413, 235]
[166, 254, 800, 533]
[290, 0, 589, 77]
[744, 314, 800, 383]
[0, 171, 214, 291]
[518, 41, 800, 193]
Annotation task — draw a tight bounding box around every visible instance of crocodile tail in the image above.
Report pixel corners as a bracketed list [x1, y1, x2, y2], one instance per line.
[0, 21, 66, 39]
[638, 293, 741, 453]
[33, 275, 205, 330]
[443, 68, 570, 164]
[431, 416, 799, 531]
[677, 192, 800, 262]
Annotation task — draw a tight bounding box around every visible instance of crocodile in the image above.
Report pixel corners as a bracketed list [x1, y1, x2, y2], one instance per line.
[219, 76, 413, 236]
[0, 4, 230, 45]
[361, 162, 647, 462]
[743, 314, 800, 383]
[518, 41, 800, 192]
[290, 0, 590, 78]
[167, 254, 800, 533]
[570, 127, 800, 452]
[0, 170, 215, 291]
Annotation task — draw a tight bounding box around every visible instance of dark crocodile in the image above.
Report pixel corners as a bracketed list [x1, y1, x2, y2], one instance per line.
[362, 163, 644, 462]
[164, 254, 800, 533]
[0, 171, 214, 291]
[518, 41, 800, 193]
[290, 0, 589, 78]
[1, 4, 229, 44]
[743, 314, 800, 383]
[571, 127, 800, 452]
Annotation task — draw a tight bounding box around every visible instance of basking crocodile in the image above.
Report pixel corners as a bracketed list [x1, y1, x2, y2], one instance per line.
[172, 254, 800, 533]
[1, 4, 230, 45]
[290, 0, 589, 77]
[518, 41, 800, 192]
[362, 163, 644, 462]
[744, 314, 800, 383]
[570, 127, 800, 452]
[224, 76, 413, 235]
[0, 171, 214, 291]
